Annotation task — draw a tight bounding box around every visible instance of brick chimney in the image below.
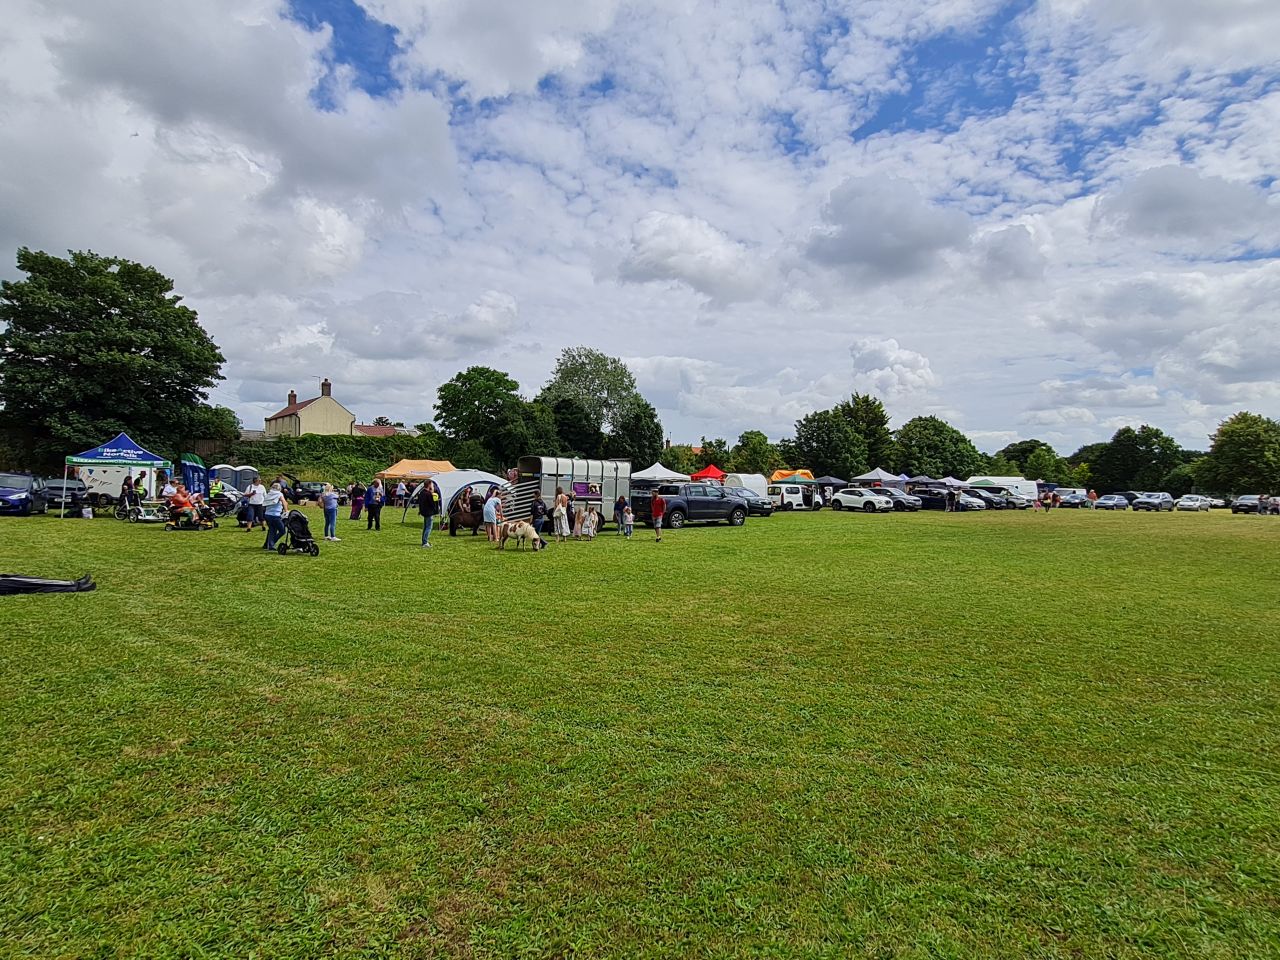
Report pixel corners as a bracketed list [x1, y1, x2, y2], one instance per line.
[320, 378, 332, 397]
[288, 389, 297, 406]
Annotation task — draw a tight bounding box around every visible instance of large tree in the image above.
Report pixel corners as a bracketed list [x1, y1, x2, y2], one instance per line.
[1194, 411, 1280, 494]
[894, 416, 985, 479]
[996, 439, 1053, 472]
[836, 393, 896, 469]
[1024, 445, 1065, 484]
[0, 248, 227, 467]
[548, 395, 605, 459]
[603, 399, 664, 467]
[433, 365, 557, 469]
[729, 430, 781, 476]
[1090, 425, 1183, 492]
[793, 409, 868, 480]
[538, 347, 644, 435]
[695, 436, 731, 470]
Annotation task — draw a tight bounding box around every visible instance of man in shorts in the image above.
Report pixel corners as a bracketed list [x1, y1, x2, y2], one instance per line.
[651, 489, 665, 542]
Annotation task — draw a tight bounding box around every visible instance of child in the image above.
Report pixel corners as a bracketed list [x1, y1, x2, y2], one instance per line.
[623, 505, 634, 539]
[582, 505, 597, 540]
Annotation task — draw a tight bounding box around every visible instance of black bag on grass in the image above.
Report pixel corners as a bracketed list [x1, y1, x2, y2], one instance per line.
[0, 573, 96, 595]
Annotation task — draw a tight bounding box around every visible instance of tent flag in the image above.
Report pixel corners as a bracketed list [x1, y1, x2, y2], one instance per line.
[66, 432, 171, 468]
[690, 464, 727, 482]
[181, 452, 208, 496]
[769, 469, 816, 482]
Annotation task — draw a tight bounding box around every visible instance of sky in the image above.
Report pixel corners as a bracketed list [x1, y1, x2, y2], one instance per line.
[2, 0, 1279, 454]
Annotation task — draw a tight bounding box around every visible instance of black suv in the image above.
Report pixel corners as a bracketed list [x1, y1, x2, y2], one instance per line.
[633, 483, 747, 528]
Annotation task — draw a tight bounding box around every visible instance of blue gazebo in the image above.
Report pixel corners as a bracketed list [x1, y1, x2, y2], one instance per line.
[63, 433, 172, 518]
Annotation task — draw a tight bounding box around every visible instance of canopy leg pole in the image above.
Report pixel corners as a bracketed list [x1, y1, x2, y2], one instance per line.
[60, 464, 67, 519]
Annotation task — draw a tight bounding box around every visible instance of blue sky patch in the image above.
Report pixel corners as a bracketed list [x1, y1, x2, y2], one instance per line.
[288, 0, 400, 105]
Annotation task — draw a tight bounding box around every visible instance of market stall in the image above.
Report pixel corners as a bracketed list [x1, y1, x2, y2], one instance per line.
[63, 433, 172, 519]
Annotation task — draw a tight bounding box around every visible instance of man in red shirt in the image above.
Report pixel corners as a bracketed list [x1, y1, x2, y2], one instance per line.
[650, 490, 665, 542]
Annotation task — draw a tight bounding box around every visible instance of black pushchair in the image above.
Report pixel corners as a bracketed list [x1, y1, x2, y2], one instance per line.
[277, 509, 319, 556]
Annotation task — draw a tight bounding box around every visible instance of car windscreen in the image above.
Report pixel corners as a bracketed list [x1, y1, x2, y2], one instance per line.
[0, 473, 32, 488]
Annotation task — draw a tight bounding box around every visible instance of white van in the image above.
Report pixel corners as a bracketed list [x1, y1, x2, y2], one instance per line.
[966, 476, 1038, 501]
[768, 484, 814, 510]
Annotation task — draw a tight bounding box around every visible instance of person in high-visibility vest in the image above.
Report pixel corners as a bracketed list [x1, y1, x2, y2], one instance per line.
[210, 477, 224, 499]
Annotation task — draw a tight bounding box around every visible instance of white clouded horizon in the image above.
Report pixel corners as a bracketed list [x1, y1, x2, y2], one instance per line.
[2, 0, 1278, 455]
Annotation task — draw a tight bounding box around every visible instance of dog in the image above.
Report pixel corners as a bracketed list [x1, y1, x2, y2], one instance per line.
[496, 520, 541, 551]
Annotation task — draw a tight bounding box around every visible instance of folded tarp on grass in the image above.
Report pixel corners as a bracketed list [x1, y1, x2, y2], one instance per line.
[0, 573, 96, 595]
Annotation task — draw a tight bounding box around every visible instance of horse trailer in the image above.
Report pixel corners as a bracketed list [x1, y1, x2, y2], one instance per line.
[513, 456, 632, 529]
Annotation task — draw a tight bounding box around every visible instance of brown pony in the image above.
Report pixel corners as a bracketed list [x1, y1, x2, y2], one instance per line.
[448, 494, 485, 536]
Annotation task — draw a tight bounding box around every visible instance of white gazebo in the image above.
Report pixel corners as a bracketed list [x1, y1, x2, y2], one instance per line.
[632, 462, 692, 482]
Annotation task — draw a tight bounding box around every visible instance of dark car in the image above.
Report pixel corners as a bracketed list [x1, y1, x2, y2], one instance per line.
[1058, 493, 1091, 508]
[1231, 495, 1261, 514]
[964, 488, 1006, 509]
[725, 487, 774, 516]
[871, 487, 921, 512]
[913, 489, 949, 511]
[632, 483, 747, 528]
[44, 478, 87, 510]
[0, 472, 50, 515]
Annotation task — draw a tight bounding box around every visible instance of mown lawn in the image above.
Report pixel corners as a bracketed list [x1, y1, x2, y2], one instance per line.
[1, 507, 1278, 959]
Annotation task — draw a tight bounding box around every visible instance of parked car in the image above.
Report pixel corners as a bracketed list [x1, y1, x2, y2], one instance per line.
[633, 483, 747, 528]
[1132, 492, 1175, 512]
[914, 489, 949, 511]
[767, 484, 815, 511]
[831, 487, 894, 512]
[1207, 497, 1227, 509]
[725, 486, 774, 516]
[963, 488, 1006, 509]
[1058, 492, 1091, 508]
[956, 492, 986, 511]
[1094, 494, 1129, 510]
[870, 487, 921, 512]
[1231, 495, 1261, 514]
[44, 478, 87, 511]
[1175, 494, 1211, 512]
[0, 472, 50, 515]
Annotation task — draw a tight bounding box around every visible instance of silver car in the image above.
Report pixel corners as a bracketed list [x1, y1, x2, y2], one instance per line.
[1175, 495, 1210, 512]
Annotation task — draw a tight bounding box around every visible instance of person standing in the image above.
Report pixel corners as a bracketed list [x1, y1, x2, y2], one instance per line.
[246, 477, 267, 532]
[320, 483, 341, 541]
[395, 480, 407, 508]
[651, 489, 666, 542]
[365, 479, 384, 530]
[417, 481, 440, 548]
[1087, 489, 1098, 509]
[120, 476, 135, 508]
[349, 481, 365, 520]
[553, 486, 570, 543]
[623, 505, 634, 539]
[531, 492, 548, 546]
[482, 491, 501, 542]
[613, 495, 627, 535]
[263, 482, 287, 550]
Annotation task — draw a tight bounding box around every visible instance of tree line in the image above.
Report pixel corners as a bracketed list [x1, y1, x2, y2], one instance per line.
[2, 248, 1278, 494]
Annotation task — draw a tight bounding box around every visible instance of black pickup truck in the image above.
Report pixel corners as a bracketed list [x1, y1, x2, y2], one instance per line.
[632, 482, 747, 528]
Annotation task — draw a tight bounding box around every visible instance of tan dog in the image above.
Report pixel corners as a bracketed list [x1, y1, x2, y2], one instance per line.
[497, 520, 541, 550]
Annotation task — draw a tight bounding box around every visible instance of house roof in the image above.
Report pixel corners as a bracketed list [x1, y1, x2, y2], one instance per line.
[354, 424, 397, 437]
[266, 397, 317, 420]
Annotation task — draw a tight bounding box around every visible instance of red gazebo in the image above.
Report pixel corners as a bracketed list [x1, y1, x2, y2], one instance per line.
[690, 464, 727, 483]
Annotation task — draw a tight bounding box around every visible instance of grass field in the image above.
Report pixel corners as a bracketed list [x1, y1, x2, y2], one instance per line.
[2, 506, 1278, 959]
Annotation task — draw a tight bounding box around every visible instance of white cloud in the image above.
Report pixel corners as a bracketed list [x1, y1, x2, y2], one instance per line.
[805, 176, 971, 281]
[618, 212, 770, 306]
[849, 338, 937, 400]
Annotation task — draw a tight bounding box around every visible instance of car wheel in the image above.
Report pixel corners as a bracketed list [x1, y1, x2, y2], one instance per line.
[862, 502, 875, 513]
[728, 508, 746, 526]
[667, 510, 687, 529]
[783, 502, 793, 511]
[832, 500, 843, 510]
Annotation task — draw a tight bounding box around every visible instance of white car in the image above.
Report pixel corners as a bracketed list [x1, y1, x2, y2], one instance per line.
[957, 492, 986, 511]
[1175, 494, 1211, 512]
[831, 487, 894, 513]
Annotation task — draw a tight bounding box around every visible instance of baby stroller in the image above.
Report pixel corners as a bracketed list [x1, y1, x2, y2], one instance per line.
[278, 509, 320, 556]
